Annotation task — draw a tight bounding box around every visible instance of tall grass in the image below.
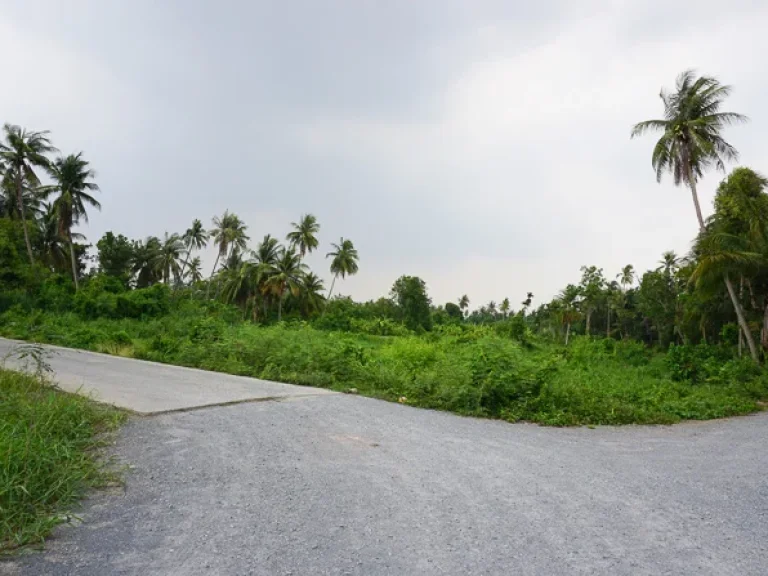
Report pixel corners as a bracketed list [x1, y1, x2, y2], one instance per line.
[1, 308, 766, 426]
[0, 368, 124, 552]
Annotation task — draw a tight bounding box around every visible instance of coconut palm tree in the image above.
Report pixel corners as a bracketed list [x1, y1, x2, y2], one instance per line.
[132, 236, 162, 288]
[185, 256, 203, 284]
[691, 230, 760, 361]
[617, 264, 635, 291]
[658, 251, 680, 276]
[46, 153, 100, 290]
[254, 234, 280, 267]
[326, 237, 359, 302]
[0, 124, 57, 263]
[208, 211, 249, 296]
[37, 202, 83, 273]
[156, 232, 186, 284]
[500, 298, 511, 318]
[286, 213, 320, 258]
[179, 219, 208, 279]
[264, 247, 307, 321]
[300, 272, 326, 317]
[0, 171, 47, 221]
[632, 70, 747, 230]
[250, 234, 282, 317]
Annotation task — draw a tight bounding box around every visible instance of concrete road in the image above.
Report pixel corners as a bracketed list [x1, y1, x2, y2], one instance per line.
[4, 341, 767, 575]
[0, 338, 334, 414]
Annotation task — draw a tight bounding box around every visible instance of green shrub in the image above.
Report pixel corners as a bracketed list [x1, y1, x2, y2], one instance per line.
[666, 344, 733, 383]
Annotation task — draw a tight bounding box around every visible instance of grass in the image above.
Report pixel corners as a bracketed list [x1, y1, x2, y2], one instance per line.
[0, 367, 125, 553]
[1, 308, 766, 427]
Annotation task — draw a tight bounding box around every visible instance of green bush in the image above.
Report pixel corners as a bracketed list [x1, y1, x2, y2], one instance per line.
[666, 344, 733, 383]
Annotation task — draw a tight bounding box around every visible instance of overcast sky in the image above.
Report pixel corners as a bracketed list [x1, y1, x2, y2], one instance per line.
[2, 1, 767, 310]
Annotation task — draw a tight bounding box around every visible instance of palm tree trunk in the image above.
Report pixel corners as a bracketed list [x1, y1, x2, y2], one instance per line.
[178, 240, 192, 281]
[686, 160, 706, 229]
[762, 303, 768, 352]
[739, 277, 744, 357]
[746, 278, 758, 310]
[688, 164, 757, 360]
[327, 273, 337, 300]
[585, 310, 592, 336]
[68, 229, 79, 291]
[565, 322, 571, 346]
[16, 174, 34, 264]
[606, 308, 611, 338]
[724, 273, 758, 363]
[321, 274, 338, 317]
[206, 252, 221, 298]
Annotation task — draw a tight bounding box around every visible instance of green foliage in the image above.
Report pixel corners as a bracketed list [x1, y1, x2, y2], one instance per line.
[391, 275, 433, 332]
[493, 315, 534, 345]
[350, 317, 411, 337]
[0, 368, 124, 551]
[666, 344, 736, 384]
[71, 277, 170, 320]
[96, 231, 134, 284]
[2, 306, 765, 426]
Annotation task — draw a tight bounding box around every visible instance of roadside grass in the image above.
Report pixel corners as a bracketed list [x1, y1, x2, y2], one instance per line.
[0, 367, 125, 553]
[1, 309, 766, 427]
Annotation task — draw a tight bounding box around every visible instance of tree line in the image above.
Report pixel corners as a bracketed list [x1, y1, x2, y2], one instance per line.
[3, 70, 768, 362]
[0, 124, 360, 322]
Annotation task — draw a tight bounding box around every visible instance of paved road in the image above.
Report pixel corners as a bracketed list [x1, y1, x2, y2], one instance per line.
[0, 338, 333, 414]
[4, 342, 767, 575]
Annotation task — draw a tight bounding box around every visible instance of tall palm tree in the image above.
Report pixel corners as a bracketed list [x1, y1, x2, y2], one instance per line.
[0, 171, 47, 221]
[132, 236, 162, 288]
[37, 202, 82, 273]
[0, 124, 57, 263]
[254, 234, 280, 267]
[208, 211, 249, 296]
[221, 260, 261, 315]
[500, 297, 511, 318]
[264, 247, 307, 321]
[617, 264, 635, 291]
[326, 237, 359, 302]
[251, 234, 281, 317]
[286, 213, 320, 258]
[179, 219, 208, 279]
[46, 153, 100, 290]
[658, 251, 679, 276]
[300, 272, 326, 317]
[632, 70, 747, 230]
[633, 73, 753, 352]
[691, 230, 760, 361]
[185, 256, 203, 284]
[209, 211, 231, 278]
[157, 232, 186, 284]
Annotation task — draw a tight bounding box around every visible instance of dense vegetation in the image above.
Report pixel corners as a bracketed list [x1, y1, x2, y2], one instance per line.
[2, 70, 768, 425]
[0, 366, 124, 552]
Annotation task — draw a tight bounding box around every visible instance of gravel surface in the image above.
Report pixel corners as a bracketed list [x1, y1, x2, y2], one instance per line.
[7, 386, 767, 575]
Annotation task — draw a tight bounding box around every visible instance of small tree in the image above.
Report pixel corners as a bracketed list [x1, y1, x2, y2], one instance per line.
[391, 275, 432, 332]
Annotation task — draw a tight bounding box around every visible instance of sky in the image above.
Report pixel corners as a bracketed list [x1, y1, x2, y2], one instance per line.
[2, 0, 767, 311]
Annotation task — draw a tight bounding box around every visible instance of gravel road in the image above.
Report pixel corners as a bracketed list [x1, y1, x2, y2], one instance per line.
[3, 343, 767, 575]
